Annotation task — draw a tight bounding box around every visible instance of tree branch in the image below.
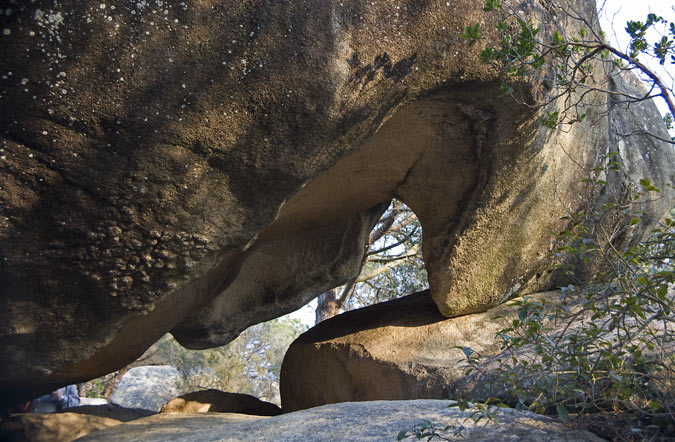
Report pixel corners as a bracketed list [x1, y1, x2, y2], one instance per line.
[355, 245, 420, 282]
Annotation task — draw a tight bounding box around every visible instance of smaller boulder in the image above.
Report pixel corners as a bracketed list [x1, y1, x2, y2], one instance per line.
[0, 412, 121, 442]
[280, 290, 558, 411]
[160, 390, 281, 416]
[111, 366, 182, 412]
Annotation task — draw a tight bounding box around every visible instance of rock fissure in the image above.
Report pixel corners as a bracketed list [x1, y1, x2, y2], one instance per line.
[392, 152, 426, 195]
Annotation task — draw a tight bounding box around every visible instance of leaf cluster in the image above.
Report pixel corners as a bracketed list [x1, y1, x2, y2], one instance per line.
[457, 158, 674, 439]
[460, 0, 675, 138]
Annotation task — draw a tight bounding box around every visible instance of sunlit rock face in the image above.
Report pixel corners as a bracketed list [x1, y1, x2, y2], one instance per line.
[0, 0, 673, 405]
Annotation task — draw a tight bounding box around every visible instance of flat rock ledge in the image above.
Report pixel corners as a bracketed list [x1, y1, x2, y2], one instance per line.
[75, 400, 606, 442]
[0, 412, 122, 442]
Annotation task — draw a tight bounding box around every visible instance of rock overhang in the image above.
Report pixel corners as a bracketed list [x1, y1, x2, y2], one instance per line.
[0, 0, 673, 406]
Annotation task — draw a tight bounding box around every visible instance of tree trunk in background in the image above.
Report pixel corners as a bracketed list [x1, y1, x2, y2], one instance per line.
[313, 201, 426, 325]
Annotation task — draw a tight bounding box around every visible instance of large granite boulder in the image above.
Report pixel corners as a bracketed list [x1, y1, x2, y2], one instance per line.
[1, 0, 673, 406]
[110, 366, 182, 412]
[280, 289, 540, 412]
[160, 390, 281, 416]
[0, 412, 121, 442]
[75, 400, 606, 442]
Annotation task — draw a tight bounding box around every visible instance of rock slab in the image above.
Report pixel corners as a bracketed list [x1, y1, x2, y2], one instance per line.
[0, 413, 121, 442]
[74, 400, 606, 442]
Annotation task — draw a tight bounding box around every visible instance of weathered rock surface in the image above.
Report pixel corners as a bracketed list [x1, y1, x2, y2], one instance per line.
[280, 289, 542, 411]
[110, 366, 182, 412]
[74, 400, 606, 442]
[1, 0, 673, 405]
[62, 404, 155, 423]
[160, 390, 281, 416]
[0, 413, 121, 442]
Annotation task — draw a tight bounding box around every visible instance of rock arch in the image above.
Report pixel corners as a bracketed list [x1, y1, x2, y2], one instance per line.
[1, 0, 673, 405]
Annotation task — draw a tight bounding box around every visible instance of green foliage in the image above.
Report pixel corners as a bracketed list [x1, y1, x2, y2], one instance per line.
[466, 0, 675, 133]
[461, 23, 482, 46]
[540, 110, 559, 128]
[397, 419, 459, 441]
[456, 158, 675, 438]
[450, 397, 509, 424]
[160, 317, 306, 401]
[482, 0, 502, 13]
[398, 153, 673, 439]
[397, 398, 509, 441]
[83, 378, 105, 399]
[625, 14, 667, 60]
[654, 36, 674, 65]
[81, 316, 306, 403]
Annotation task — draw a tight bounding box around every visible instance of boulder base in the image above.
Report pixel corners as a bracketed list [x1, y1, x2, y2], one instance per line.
[62, 404, 155, 422]
[160, 390, 281, 416]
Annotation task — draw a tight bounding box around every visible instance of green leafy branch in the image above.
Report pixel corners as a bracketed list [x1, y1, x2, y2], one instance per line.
[454, 156, 674, 438]
[461, 1, 675, 138]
